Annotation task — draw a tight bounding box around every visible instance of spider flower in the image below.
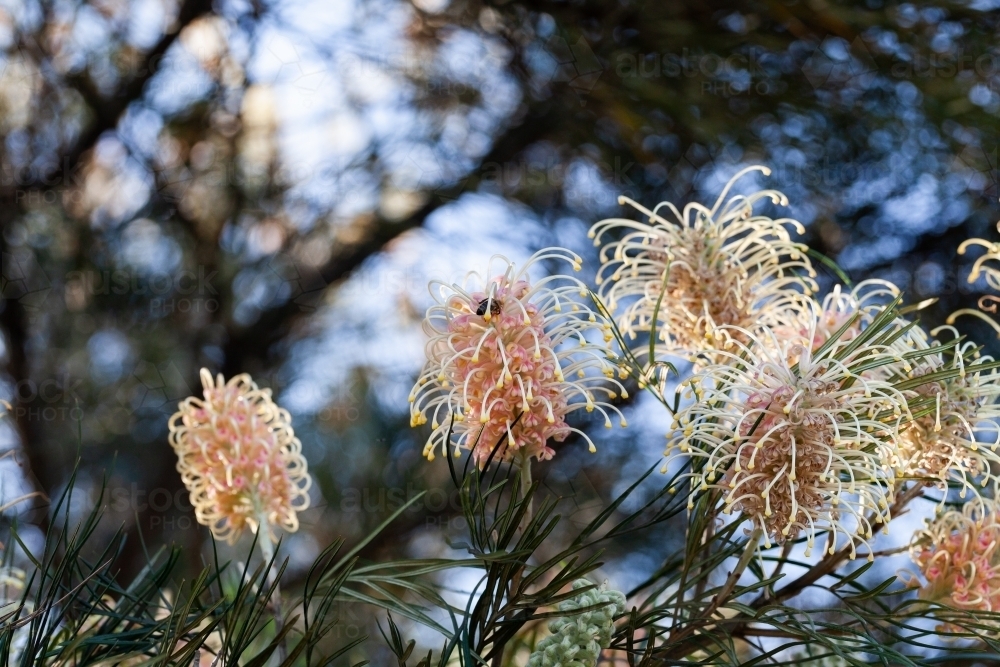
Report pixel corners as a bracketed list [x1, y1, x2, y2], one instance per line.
[168, 369, 311, 544]
[590, 165, 816, 363]
[911, 499, 1000, 618]
[666, 325, 909, 558]
[897, 328, 1000, 498]
[773, 280, 902, 355]
[409, 249, 627, 467]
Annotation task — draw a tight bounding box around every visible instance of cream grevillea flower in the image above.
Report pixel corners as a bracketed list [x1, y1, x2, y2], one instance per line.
[590, 165, 817, 364]
[168, 369, 311, 544]
[772, 280, 902, 356]
[897, 328, 1000, 497]
[911, 499, 1000, 619]
[666, 324, 909, 558]
[409, 249, 627, 467]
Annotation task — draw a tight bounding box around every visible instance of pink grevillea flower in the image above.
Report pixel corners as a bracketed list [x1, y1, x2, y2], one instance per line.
[666, 324, 909, 559]
[590, 165, 816, 365]
[168, 369, 311, 544]
[409, 249, 628, 467]
[911, 499, 1000, 618]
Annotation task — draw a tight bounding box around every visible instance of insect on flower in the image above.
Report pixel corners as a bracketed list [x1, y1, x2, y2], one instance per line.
[409, 248, 629, 467]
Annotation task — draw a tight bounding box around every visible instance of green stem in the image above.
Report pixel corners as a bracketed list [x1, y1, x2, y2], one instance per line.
[518, 454, 533, 528]
[256, 511, 287, 663]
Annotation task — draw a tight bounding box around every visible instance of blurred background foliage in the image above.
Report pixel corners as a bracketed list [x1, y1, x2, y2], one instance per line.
[3, 0, 1000, 661]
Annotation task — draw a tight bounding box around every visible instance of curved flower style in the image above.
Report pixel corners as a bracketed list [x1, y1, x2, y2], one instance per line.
[590, 165, 817, 364]
[911, 499, 1000, 618]
[666, 325, 909, 558]
[952, 224, 1000, 336]
[897, 328, 1000, 497]
[526, 579, 626, 667]
[168, 369, 311, 544]
[409, 249, 627, 467]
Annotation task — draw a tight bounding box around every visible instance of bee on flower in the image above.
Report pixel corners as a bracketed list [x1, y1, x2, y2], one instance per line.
[911, 498, 1000, 624]
[896, 327, 1000, 499]
[589, 165, 817, 366]
[168, 370, 311, 544]
[409, 249, 628, 467]
[665, 322, 910, 559]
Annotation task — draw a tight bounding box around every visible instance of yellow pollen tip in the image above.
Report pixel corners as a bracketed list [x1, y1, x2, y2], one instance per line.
[589, 443, 597, 453]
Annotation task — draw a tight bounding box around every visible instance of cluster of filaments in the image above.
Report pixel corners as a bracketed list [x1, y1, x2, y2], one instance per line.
[589, 166, 817, 365]
[911, 499, 1000, 618]
[897, 331, 1000, 497]
[667, 327, 908, 557]
[168, 369, 311, 543]
[409, 250, 628, 466]
[774, 280, 899, 355]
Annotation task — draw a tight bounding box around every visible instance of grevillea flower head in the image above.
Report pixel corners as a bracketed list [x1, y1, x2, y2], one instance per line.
[169, 369, 311, 544]
[589, 165, 817, 364]
[897, 327, 1000, 499]
[526, 579, 626, 667]
[666, 323, 909, 559]
[773, 280, 902, 356]
[911, 498, 1000, 621]
[409, 249, 628, 467]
